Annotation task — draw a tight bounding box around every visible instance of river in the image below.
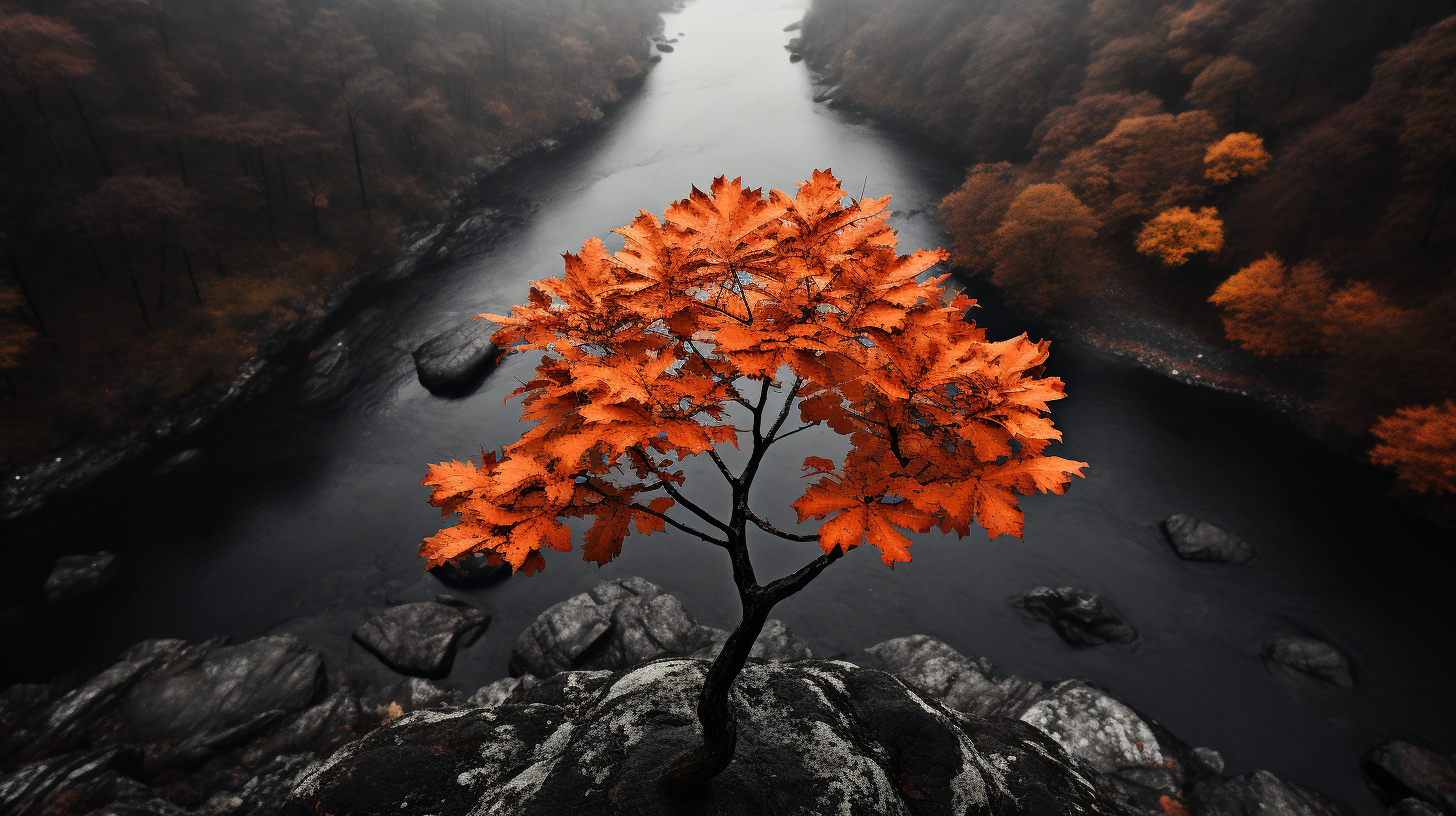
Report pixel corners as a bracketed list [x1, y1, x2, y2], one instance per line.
[4, 0, 1452, 809]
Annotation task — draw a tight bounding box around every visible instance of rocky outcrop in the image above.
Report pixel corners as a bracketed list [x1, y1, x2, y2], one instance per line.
[509, 577, 808, 679]
[1022, 586, 1138, 647]
[1190, 770, 1345, 816]
[1162, 515, 1254, 564]
[412, 318, 502, 396]
[1362, 741, 1456, 813]
[284, 659, 1122, 816]
[1265, 635, 1353, 689]
[428, 550, 510, 586]
[353, 600, 489, 678]
[43, 552, 119, 604]
[859, 634, 1043, 718]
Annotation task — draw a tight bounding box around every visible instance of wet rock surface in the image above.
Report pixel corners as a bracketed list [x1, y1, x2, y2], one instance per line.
[1191, 770, 1345, 816]
[1022, 586, 1139, 647]
[858, 634, 1044, 718]
[1163, 515, 1255, 564]
[1362, 741, 1456, 812]
[43, 552, 119, 604]
[427, 550, 510, 586]
[1265, 635, 1353, 688]
[352, 600, 489, 678]
[284, 659, 1122, 816]
[411, 318, 501, 396]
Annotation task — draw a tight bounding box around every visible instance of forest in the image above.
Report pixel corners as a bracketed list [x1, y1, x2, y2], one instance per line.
[800, 0, 1456, 521]
[0, 0, 668, 463]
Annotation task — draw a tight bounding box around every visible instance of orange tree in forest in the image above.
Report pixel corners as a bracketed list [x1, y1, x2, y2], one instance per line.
[420, 171, 1086, 791]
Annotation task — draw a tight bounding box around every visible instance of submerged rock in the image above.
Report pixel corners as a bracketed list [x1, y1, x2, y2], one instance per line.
[284, 659, 1122, 816]
[1191, 769, 1345, 816]
[1022, 586, 1138, 647]
[1265, 635, 1353, 688]
[43, 551, 118, 604]
[353, 601, 489, 678]
[428, 550, 509, 586]
[1162, 514, 1254, 564]
[412, 318, 501, 396]
[1362, 740, 1456, 812]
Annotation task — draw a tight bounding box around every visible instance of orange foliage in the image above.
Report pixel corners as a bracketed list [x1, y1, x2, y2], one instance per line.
[1320, 281, 1405, 351]
[422, 171, 1086, 574]
[991, 183, 1100, 314]
[1135, 206, 1224, 266]
[0, 9, 94, 95]
[1159, 795, 1190, 816]
[1370, 401, 1456, 494]
[1204, 133, 1271, 184]
[938, 162, 1024, 274]
[1208, 254, 1331, 355]
[0, 283, 36, 370]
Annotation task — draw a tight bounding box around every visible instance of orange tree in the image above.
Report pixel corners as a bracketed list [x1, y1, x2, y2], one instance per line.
[420, 171, 1086, 791]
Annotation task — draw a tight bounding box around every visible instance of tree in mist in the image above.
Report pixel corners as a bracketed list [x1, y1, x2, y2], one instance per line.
[1370, 401, 1456, 494]
[1057, 111, 1221, 226]
[1203, 132, 1270, 183]
[1135, 206, 1224, 265]
[0, 281, 35, 394]
[1207, 253, 1330, 355]
[937, 162, 1023, 274]
[1186, 56, 1259, 129]
[991, 183, 1100, 314]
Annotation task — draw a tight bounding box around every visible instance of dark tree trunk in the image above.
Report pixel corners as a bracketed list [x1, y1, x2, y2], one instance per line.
[182, 246, 202, 302]
[118, 246, 154, 330]
[346, 107, 371, 214]
[24, 86, 68, 174]
[4, 243, 49, 337]
[64, 84, 112, 175]
[275, 152, 287, 201]
[87, 241, 108, 281]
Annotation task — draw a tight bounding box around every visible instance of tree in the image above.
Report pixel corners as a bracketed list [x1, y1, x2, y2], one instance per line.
[1056, 111, 1221, 226]
[1186, 56, 1258, 129]
[1134, 206, 1224, 265]
[1204, 132, 1271, 184]
[1370, 401, 1456, 494]
[937, 161, 1023, 274]
[990, 183, 1100, 315]
[1207, 253, 1330, 355]
[0, 280, 35, 395]
[421, 172, 1086, 791]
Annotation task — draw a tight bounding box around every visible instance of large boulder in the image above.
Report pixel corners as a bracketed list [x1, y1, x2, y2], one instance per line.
[1265, 635, 1353, 689]
[1022, 586, 1138, 647]
[353, 601, 490, 678]
[1020, 680, 1183, 790]
[858, 634, 1044, 719]
[509, 577, 720, 678]
[1362, 740, 1456, 812]
[412, 318, 501, 396]
[1191, 770, 1345, 816]
[43, 551, 118, 604]
[284, 659, 1124, 816]
[1162, 515, 1254, 564]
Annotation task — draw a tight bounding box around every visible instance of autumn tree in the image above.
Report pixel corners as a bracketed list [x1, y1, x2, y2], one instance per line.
[991, 183, 1100, 315]
[1204, 132, 1270, 184]
[1370, 401, 1456, 494]
[0, 280, 35, 395]
[937, 162, 1023, 274]
[421, 172, 1086, 791]
[1186, 56, 1258, 129]
[1135, 206, 1224, 266]
[1207, 253, 1330, 355]
[1056, 111, 1221, 226]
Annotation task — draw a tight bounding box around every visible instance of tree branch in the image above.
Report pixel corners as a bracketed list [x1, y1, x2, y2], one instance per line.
[744, 507, 820, 542]
[628, 448, 734, 535]
[763, 545, 847, 605]
[769, 422, 817, 443]
[629, 502, 728, 547]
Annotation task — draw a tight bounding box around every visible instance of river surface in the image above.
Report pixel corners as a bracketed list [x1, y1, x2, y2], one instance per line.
[4, 0, 1453, 809]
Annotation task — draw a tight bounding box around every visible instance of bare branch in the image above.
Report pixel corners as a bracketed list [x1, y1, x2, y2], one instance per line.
[745, 507, 819, 542]
[628, 447, 734, 535]
[629, 502, 728, 547]
[763, 545, 848, 604]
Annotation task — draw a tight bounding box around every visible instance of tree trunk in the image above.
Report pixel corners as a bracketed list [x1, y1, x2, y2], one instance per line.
[87, 241, 107, 281]
[347, 107, 371, 214]
[25, 86, 68, 174]
[4, 244, 49, 337]
[118, 246, 153, 330]
[276, 152, 288, 201]
[65, 84, 112, 175]
[182, 246, 202, 302]
[659, 591, 773, 794]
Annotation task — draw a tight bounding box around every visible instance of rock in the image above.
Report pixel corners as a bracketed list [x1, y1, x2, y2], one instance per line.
[284, 659, 1123, 816]
[0, 747, 140, 816]
[412, 318, 502, 396]
[401, 677, 465, 710]
[1021, 586, 1138, 647]
[234, 752, 316, 816]
[468, 676, 537, 708]
[1020, 679, 1181, 782]
[121, 634, 325, 743]
[1265, 635, 1353, 688]
[353, 601, 489, 678]
[43, 551, 118, 604]
[655, 42, 674, 52]
[783, 19, 802, 31]
[294, 331, 355, 407]
[1162, 514, 1254, 564]
[428, 550, 510, 586]
[1191, 746, 1226, 776]
[240, 688, 361, 767]
[1391, 798, 1444, 816]
[1191, 769, 1344, 816]
[689, 618, 814, 663]
[858, 634, 1045, 718]
[509, 577, 719, 678]
[1362, 740, 1456, 812]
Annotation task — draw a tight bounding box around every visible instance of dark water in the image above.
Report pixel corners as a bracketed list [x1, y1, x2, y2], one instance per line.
[4, 0, 1452, 809]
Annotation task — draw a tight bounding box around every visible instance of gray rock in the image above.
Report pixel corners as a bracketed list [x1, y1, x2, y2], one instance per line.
[353, 601, 490, 678]
[1192, 769, 1344, 816]
[285, 659, 1123, 816]
[153, 448, 203, 476]
[655, 42, 674, 52]
[412, 318, 501, 396]
[428, 550, 509, 586]
[235, 752, 316, 816]
[1363, 740, 1456, 812]
[1020, 679, 1179, 779]
[43, 551, 118, 604]
[689, 618, 814, 663]
[240, 687, 361, 767]
[121, 634, 325, 742]
[401, 677, 465, 710]
[859, 634, 1045, 718]
[294, 331, 355, 407]
[783, 19, 802, 31]
[1266, 635, 1353, 688]
[509, 577, 719, 678]
[21, 642, 184, 754]
[1022, 586, 1138, 647]
[1391, 798, 1444, 816]
[468, 676, 537, 708]
[1192, 746, 1227, 776]
[1162, 514, 1254, 564]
